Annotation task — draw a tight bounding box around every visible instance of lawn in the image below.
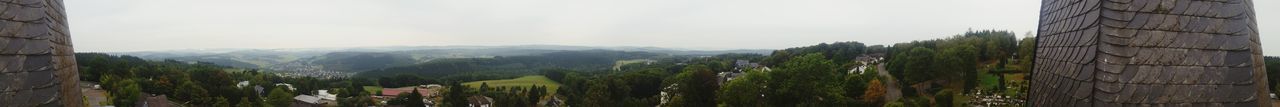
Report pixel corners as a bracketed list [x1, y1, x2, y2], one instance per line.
[363, 86, 383, 95]
[463, 75, 563, 94]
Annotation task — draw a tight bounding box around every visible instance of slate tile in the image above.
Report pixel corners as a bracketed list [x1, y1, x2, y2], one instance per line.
[21, 55, 49, 72]
[2, 39, 26, 54]
[1224, 51, 1250, 66]
[1101, 44, 1136, 57]
[1120, 65, 1140, 82]
[30, 86, 56, 105]
[1170, 0, 1192, 14]
[0, 73, 19, 91]
[23, 69, 51, 89]
[1074, 82, 1094, 99]
[1141, 14, 1166, 29]
[1102, 17, 1131, 28]
[1226, 67, 1254, 84]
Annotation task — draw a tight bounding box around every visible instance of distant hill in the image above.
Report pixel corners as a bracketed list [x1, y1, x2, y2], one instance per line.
[356, 50, 663, 78]
[115, 45, 769, 74]
[159, 50, 321, 68]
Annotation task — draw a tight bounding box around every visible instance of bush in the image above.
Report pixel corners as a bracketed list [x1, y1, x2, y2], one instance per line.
[935, 90, 959, 107]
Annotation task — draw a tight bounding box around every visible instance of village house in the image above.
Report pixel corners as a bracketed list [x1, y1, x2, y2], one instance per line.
[467, 95, 494, 107]
[848, 53, 885, 74]
[537, 96, 565, 107]
[292, 95, 325, 107]
[137, 94, 176, 107]
[317, 90, 337, 101]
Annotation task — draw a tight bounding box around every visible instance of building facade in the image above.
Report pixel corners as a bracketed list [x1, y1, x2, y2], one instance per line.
[1031, 0, 1268, 106]
[0, 0, 82, 106]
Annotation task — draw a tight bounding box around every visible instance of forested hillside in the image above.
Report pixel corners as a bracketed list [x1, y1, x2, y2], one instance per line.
[76, 53, 342, 107]
[761, 41, 883, 69]
[303, 52, 419, 72]
[881, 30, 1026, 106]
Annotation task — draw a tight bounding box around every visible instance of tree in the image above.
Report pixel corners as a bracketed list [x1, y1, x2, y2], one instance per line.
[237, 98, 255, 107]
[935, 90, 958, 107]
[1266, 56, 1280, 94]
[442, 82, 469, 107]
[392, 88, 426, 107]
[266, 87, 294, 107]
[717, 69, 769, 106]
[582, 81, 616, 107]
[863, 79, 886, 105]
[843, 67, 872, 100]
[765, 53, 850, 106]
[213, 97, 232, 107]
[110, 79, 143, 107]
[143, 76, 175, 96]
[526, 85, 546, 105]
[174, 80, 210, 105]
[239, 86, 262, 106]
[867, 45, 888, 54]
[662, 65, 719, 107]
[1015, 37, 1037, 72]
[883, 101, 906, 107]
[938, 45, 979, 92]
[339, 92, 375, 107]
[902, 47, 937, 84]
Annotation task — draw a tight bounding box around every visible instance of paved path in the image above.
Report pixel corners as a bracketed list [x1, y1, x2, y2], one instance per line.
[83, 88, 107, 107]
[877, 63, 902, 102]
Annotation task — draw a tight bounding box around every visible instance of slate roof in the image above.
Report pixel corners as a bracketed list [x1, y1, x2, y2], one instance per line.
[1031, 0, 1269, 106]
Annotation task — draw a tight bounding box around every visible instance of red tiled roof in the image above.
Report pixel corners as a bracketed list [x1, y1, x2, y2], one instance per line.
[380, 88, 432, 96]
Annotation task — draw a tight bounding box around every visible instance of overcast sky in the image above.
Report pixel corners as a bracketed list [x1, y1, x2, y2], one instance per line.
[66, 0, 1280, 56]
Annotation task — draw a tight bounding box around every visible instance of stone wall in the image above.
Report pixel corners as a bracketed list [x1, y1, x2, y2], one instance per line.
[1030, 0, 1268, 106]
[0, 0, 81, 106]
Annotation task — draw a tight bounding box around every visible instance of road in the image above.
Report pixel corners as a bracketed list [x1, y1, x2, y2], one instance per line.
[876, 63, 902, 102]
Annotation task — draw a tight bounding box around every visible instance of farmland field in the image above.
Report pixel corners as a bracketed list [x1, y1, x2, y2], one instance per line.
[363, 86, 383, 95]
[463, 75, 562, 94]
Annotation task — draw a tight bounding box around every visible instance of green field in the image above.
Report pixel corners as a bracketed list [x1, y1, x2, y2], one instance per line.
[463, 75, 563, 94]
[363, 86, 383, 95]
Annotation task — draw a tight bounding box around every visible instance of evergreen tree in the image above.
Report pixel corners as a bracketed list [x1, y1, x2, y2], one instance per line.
[406, 88, 427, 107]
[443, 82, 469, 107]
[479, 82, 490, 92]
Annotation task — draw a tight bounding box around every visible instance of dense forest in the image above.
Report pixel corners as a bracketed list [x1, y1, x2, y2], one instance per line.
[1268, 56, 1280, 94]
[306, 52, 419, 72]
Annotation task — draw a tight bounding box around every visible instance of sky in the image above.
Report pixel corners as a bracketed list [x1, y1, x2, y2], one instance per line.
[66, 0, 1280, 56]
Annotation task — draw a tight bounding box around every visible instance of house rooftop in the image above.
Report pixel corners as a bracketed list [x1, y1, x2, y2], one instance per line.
[294, 95, 322, 104]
